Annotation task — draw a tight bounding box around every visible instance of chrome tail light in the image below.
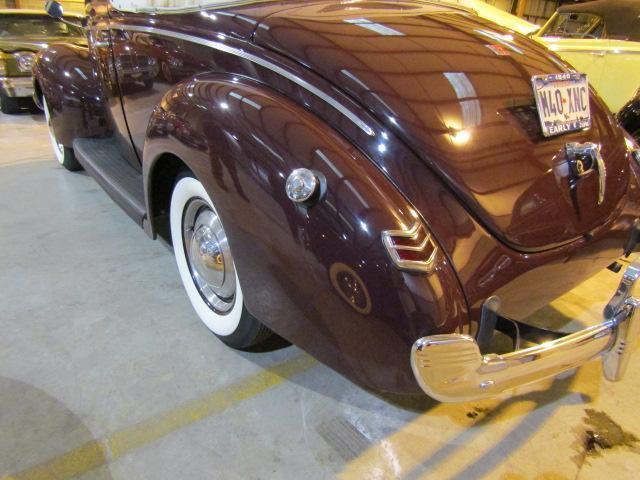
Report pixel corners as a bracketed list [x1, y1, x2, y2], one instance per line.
[382, 222, 438, 272]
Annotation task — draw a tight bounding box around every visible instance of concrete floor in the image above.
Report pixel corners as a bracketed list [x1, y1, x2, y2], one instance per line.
[1, 111, 640, 480]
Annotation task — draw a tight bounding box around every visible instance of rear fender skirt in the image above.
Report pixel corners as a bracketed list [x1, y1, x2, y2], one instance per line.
[143, 74, 469, 394]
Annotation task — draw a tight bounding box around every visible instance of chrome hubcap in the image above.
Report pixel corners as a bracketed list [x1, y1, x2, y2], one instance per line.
[183, 199, 236, 314]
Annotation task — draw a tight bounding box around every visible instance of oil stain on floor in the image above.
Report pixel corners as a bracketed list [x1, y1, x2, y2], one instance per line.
[582, 408, 638, 455]
[571, 407, 640, 478]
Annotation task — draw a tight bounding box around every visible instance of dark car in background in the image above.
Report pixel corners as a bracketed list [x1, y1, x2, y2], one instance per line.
[0, 9, 84, 113]
[619, 87, 640, 142]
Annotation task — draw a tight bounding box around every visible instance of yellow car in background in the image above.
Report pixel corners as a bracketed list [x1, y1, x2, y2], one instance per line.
[451, 0, 541, 35]
[534, 0, 640, 113]
[451, 0, 639, 114]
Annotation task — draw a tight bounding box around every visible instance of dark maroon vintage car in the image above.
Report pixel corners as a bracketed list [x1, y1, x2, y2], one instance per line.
[35, 0, 640, 402]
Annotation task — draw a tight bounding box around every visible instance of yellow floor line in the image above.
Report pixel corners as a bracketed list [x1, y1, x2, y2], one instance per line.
[2, 354, 317, 480]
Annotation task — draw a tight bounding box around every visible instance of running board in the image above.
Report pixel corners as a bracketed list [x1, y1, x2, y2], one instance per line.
[73, 138, 147, 226]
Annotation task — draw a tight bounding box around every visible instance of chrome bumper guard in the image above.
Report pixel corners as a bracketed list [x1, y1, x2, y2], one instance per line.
[411, 260, 640, 402]
[0, 76, 34, 98]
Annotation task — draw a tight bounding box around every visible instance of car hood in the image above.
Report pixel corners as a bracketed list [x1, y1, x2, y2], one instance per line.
[254, 0, 631, 251]
[0, 36, 86, 53]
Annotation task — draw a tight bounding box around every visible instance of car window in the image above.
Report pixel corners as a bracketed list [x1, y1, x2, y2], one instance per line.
[541, 12, 606, 39]
[627, 17, 640, 42]
[0, 16, 84, 38]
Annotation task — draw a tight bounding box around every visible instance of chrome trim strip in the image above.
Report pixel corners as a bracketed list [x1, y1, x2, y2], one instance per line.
[0, 76, 32, 85]
[545, 47, 640, 55]
[108, 24, 375, 136]
[0, 75, 35, 97]
[593, 145, 606, 206]
[109, 0, 286, 14]
[394, 233, 432, 252]
[108, 0, 475, 15]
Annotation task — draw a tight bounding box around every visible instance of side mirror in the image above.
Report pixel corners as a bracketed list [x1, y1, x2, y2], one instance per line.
[45, 0, 64, 19]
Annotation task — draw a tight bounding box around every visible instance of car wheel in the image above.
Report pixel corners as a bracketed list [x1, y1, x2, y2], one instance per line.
[43, 96, 82, 171]
[170, 173, 272, 349]
[29, 98, 43, 114]
[143, 78, 154, 89]
[0, 92, 20, 114]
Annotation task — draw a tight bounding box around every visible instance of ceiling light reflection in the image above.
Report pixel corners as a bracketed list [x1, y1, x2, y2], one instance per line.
[449, 129, 471, 146]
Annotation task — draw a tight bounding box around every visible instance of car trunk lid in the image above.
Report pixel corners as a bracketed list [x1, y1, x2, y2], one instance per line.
[253, 1, 630, 251]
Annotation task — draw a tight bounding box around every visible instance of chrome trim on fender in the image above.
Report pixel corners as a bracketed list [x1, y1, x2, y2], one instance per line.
[382, 222, 438, 273]
[107, 24, 375, 136]
[411, 259, 640, 402]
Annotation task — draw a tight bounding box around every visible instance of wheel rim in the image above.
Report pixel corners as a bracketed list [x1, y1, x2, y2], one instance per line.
[43, 99, 65, 163]
[182, 198, 236, 314]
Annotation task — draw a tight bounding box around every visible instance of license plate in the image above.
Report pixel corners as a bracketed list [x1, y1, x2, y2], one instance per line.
[531, 73, 591, 137]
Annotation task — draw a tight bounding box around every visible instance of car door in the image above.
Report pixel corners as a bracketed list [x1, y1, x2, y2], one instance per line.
[535, 36, 607, 108]
[535, 11, 607, 110]
[109, 26, 165, 157]
[86, 0, 140, 170]
[599, 39, 640, 113]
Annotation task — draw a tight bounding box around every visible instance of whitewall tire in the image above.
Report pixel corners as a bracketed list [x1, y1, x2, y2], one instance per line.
[43, 96, 82, 171]
[170, 174, 271, 348]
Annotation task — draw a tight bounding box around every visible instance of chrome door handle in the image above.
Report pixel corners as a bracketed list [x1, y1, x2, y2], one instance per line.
[591, 51, 606, 57]
[565, 142, 606, 206]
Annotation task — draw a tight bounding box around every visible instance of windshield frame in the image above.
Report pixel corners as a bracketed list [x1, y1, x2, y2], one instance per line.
[539, 11, 607, 39]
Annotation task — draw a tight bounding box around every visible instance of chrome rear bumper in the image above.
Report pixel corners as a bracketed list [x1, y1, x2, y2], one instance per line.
[0, 76, 34, 98]
[411, 260, 640, 402]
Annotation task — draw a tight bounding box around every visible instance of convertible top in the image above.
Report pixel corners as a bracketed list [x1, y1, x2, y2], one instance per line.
[557, 0, 640, 41]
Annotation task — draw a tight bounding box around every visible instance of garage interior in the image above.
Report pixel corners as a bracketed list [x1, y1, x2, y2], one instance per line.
[3, 0, 640, 478]
[2, 111, 640, 479]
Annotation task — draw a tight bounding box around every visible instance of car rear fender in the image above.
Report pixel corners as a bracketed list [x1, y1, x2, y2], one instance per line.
[143, 74, 469, 394]
[32, 43, 108, 147]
